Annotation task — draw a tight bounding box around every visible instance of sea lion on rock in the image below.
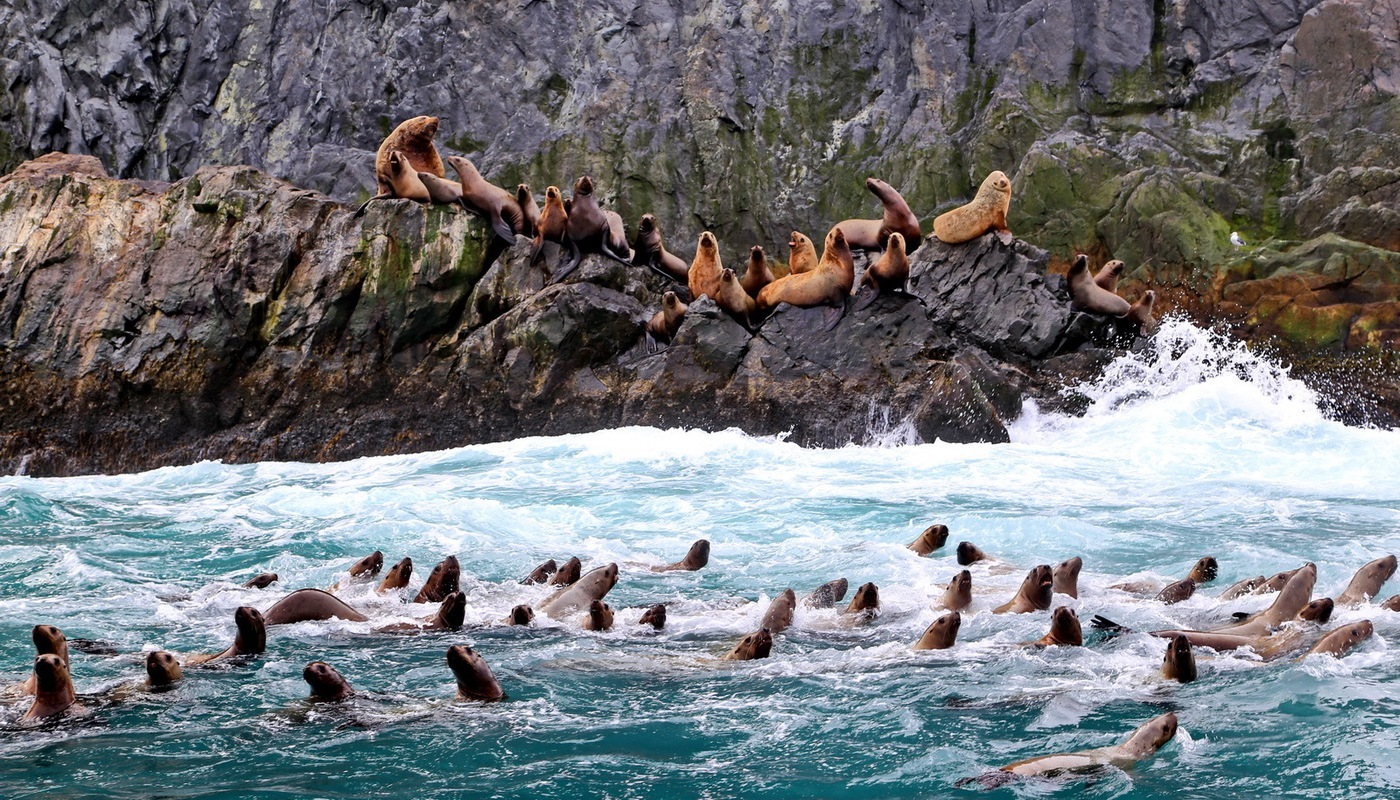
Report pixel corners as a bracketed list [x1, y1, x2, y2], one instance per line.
[653, 539, 710, 572]
[145, 651, 183, 689]
[418, 171, 466, 206]
[522, 559, 558, 585]
[558, 175, 628, 279]
[378, 557, 413, 594]
[854, 231, 910, 305]
[721, 629, 773, 661]
[1052, 557, 1082, 598]
[843, 582, 880, 621]
[516, 184, 540, 238]
[263, 589, 369, 625]
[645, 291, 688, 350]
[739, 246, 775, 298]
[1032, 606, 1083, 647]
[803, 579, 848, 609]
[787, 231, 818, 275]
[836, 177, 923, 252]
[550, 557, 582, 587]
[187, 607, 266, 666]
[349, 551, 384, 579]
[940, 570, 973, 612]
[304, 661, 354, 701]
[639, 604, 667, 630]
[1161, 635, 1196, 683]
[1127, 290, 1157, 333]
[414, 556, 462, 604]
[447, 645, 505, 701]
[756, 227, 855, 317]
[1336, 555, 1396, 606]
[631, 214, 690, 285]
[356, 150, 430, 214]
[994, 565, 1054, 614]
[1093, 260, 1125, 292]
[1156, 579, 1197, 605]
[19, 655, 83, 724]
[716, 268, 758, 328]
[984, 713, 1177, 784]
[1067, 254, 1131, 316]
[933, 171, 1012, 245]
[530, 186, 570, 270]
[506, 605, 535, 626]
[761, 589, 797, 634]
[539, 563, 619, 620]
[1220, 575, 1266, 600]
[956, 541, 995, 567]
[688, 231, 724, 301]
[913, 612, 961, 650]
[603, 210, 632, 261]
[1305, 620, 1374, 658]
[244, 573, 279, 589]
[373, 115, 444, 196]
[446, 156, 522, 243]
[583, 600, 615, 631]
[907, 524, 949, 556]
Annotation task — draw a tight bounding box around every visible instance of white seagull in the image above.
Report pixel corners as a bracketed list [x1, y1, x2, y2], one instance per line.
[1230, 231, 1246, 248]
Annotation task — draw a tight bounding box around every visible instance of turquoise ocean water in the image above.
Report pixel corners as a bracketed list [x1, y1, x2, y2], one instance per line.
[1, 318, 1397, 799]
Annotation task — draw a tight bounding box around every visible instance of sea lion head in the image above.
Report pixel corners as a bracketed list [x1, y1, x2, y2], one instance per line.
[789, 231, 811, 252]
[945, 569, 973, 607]
[32, 653, 70, 694]
[1347, 555, 1398, 601]
[917, 611, 961, 650]
[303, 661, 353, 701]
[639, 603, 667, 630]
[350, 550, 384, 578]
[725, 628, 773, 661]
[721, 267, 738, 284]
[749, 245, 765, 263]
[662, 291, 680, 310]
[233, 606, 267, 655]
[827, 226, 849, 255]
[1162, 634, 1196, 683]
[638, 213, 657, 233]
[550, 556, 582, 586]
[406, 115, 438, 139]
[1299, 597, 1334, 623]
[507, 604, 535, 626]
[1189, 557, 1219, 584]
[982, 170, 1011, 196]
[516, 183, 531, 200]
[545, 185, 562, 202]
[596, 563, 620, 592]
[587, 599, 613, 630]
[683, 539, 710, 568]
[446, 645, 505, 701]
[32, 625, 69, 663]
[956, 541, 988, 566]
[1124, 712, 1178, 756]
[437, 591, 467, 630]
[1048, 606, 1082, 645]
[912, 523, 949, 554]
[387, 149, 411, 175]
[1069, 254, 1089, 278]
[699, 231, 717, 252]
[1025, 565, 1054, 609]
[1052, 556, 1083, 597]
[146, 650, 184, 688]
[1103, 260, 1125, 278]
[574, 175, 595, 196]
[848, 582, 880, 614]
[887, 231, 906, 255]
[380, 557, 413, 590]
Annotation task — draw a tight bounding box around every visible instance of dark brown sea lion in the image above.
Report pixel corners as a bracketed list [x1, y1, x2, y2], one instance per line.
[558, 175, 628, 278]
[516, 184, 540, 238]
[645, 291, 688, 350]
[1305, 620, 1374, 657]
[349, 551, 385, 579]
[913, 612, 961, 650]
[145, 650, 184, 689]
[639, 604, 667, 630]
[994, 565, 1054, 614]
[836, 178, 923, 252]
[1220, 575, 1266, 600]
[907, 524, 949, 556]
[304, 661, 354, 701]
[941, 570, 973, 612]
[1382, 594, 1400, 612]
[373, 115, 444, 196]
[263, 589, 370, 625]
[355, 149, 431, 215]
[1052, 557, 1082, 598]
[739, 246, 775, 298]
[653, 540, 710, 572]
[530, 185, 570, 269]
[716, 267, 758, 327]
[788, 231, 818, 275]
[956, 541, 995, 567]
[933, 171, 1011, 245]
[1337, 555, 1397, 606]
[756, 227, 855, 313]
[244, 573, 279, 589]
[843, 582, 880, 621]
[1093, 260, 1125, 292]
[414, 556, 462, 604]
[506, 605, 535, 626]
[631, 214, 690, 285]
[539, 563, 619, 619]
[1067, 254, 1131, 316]
[1188, 557, 1219, 584]
[378, 557, 413, 594]
[1161, 634, 1196, 683]
[721, 629, 773, 661]
[187, 607, 266, 666]
[1156, 579, 1197, 605]
[430, 591, 467, 631]
[583, 600, 615, 632]
[19, 655, 82, 724]
[990, 713, 1177, 782]
[1032, 606, 1082, 646]
[447, 645, 505, 701]
[761, 589, 798, 634]
[445, 156, 522, 243]
[521, 559, 558, 585]
[1297, 597, 1334, 623]
[854, 231, 910, 303]
[688, 231, 724, 301]
[803, 579, 849, 609]
[550, 557, 582, 587]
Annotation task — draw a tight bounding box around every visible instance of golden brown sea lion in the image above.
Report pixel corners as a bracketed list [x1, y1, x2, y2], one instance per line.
[1150, 627, 1306, 659]
[721, 629, 773, 661]
[843, 582, 880, 621]
[908, 524, 949, 556]
[639, 604, 667, 630]
[1160, 634, 1196, 683]
[1253, 568, 1302, 595]
[516, 184, 540, 238]
[855, 231, 910, 299]
[836, 177, 923, 252]
[913, 612, 961, 650]
[645, 291, 688, 350]
[761, 589, 797, 634]
[982, 713, 1177, 785]
[1305, 620, 1374, 657]
[447, 645, 505, 701]
[539, 563, 619, 620]
[802, 579, 849, 609]
[304, 661, 354, 701]
[373, 115, 443, 196]
[19, 655, 83, 724]
[688, 231, 724, 301]
[356, 149, 431, 214]
[1093, 260, 1125, 292]
[994, 565, 1054, 614]
[521, 559, 558, 585]
[583, 600, 615, 631]
[244, 573, 278, 589]
[186, 607, 266, 666]
[787, 231, 818, 275]
[1336, 555, 1396, 606]
[446, 156, 522, 243]
[377, 557, 413, 594]
[550, 557, 582, 587]
[632, 214, 691, 285]
[1032, 606, 1083, 646]
[530, 185, 570, 269]
[1052, 557, 1082, 599]
[413, 556, 461, 604]
[940, 570, 973, 612]
[1155, 578, 1197, 605]
[956, 541, 995, 567]
[716, 268, 758, 328]
[263, 589, 370, 625]
[739, 246, 775, 298]
[653, 539, 710, 572]
[1219, 575, 1266, 600]
[756, 227, 855, 313]
[1127, 290, 1157, 333]
[1067, 254, 1131, 316]
[932, 170, 1011, 245]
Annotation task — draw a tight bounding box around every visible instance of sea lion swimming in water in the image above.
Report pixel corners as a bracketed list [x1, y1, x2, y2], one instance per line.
[972, 712, 1178, 786]
[414, 556, 462, 604]
[843, 582, 880, 622]
[378, 557, 413, 594]
[1188, 557, 1219, 584]
[639, 604, 667, 630]
[14, 625, 70, 695]
[913, 612, 961, 650]
[1296, 597, 1334, 623]
[506, 605, 535, 626]
[348, 551, 385, 580]
[1336, 555, 1396, 606]
[1052, 557, 1082, 599]
[145, 651, 184, 690]
[187, 607, 266, 666]
[538, 563, 619, 620]
[994, 565, 1054, 614]
[1031, 606, 1083, 647]
[373, 591, 467, 633]
[550, 557, 583, 587]
[940, 570, 973, 612]
[583, 600, 615, 632]
[1303, 620, 1374, 658]
[1219, 574, 1266, 600]
[956, 541, 996, 567]
[653, 539, 710, 572]
[802, 579, 848, 609]
[836, 177, 923, 253]
[447, 645, 505, 701]
[244, 573, 279, 589]
[1382, 594, 1400, 612]
[521, 559, 558, 585]
[1253, 567, 1302, 595]
[1156, 578, 1198, 605]
[721, 629, 773, 661]
[907, 524, 949, 556]
[631, 214, 690, 285]
[1161, 634, 1196, 683]
[761, 589, 797, 634]
[19, 655, 84, 725]
[304, 661, 354, 702]
[1211, 563, 1316, 635]
[263, 589, 370, 626]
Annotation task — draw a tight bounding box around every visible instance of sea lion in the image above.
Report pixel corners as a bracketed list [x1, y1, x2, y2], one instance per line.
[843, 582, 880, 621]
[1093, 260, 1125, 292]
[989, 713, 1178, 783]
[244, 573, 279, 589]
[1156, 578, 1197, 605]
[1160, 634, 1196, 683]
[787, 231, 818, 275]
[836, 177, 923, 252]
[1052, 557, 1082, 598]
[583, 600, 615, 632]
[558, 175, 628, 278]
[445, 156, 522, 243]
[378, 557, 413, 593]
[1216, 564, 1316, 634]
[1067, 254, 1131, 316]
[645, 291, 688, 350]
[631, 214, 690, 285]
[414, 556, 462, 604]
[940, 570, 973, 612]
[907, 524, 949, 556]
[430, 591, 467, 631]
[716, 267, 758, 327]
[1305, 620, 1374, 658]
[639, 604, 667, 630]
[356, 149, 431, 214]
[530, 185, 570, 269]
[373, 115, 444, 196]
[688, 231, 724, 301]
[1253, 568, 1302, 595]
[349, 551, 385, 579]
[1382, 594, 1400, 612]
[13, 625, 69, 695]
[1220, 575, 1266, 600]
[550, 557, 582, 587]
[739, 246, 774, 298]
[143, 650, 184, 690]
[263, 588, 370, 625]
[1148, 627, 1307, 658]
[19, 654, 83, 724]
[506, 605, 535, 626]
[761, 589, 798, 634]
[521, 559, 558, 585]
[1336, 555, 1397, 606]
[956, 541, 995, 567]
[854, 231, 910, 303]
[993, 565, 1054, 614]
[913, 612, 961, 650]
[1127, 290, 1157, 333]
[932, 170, 1012, 245]
[1297, 597, 1334, 623]
[516, 184, 540, 238]
[538, 563, 619, 619]
[1032, 606, 1083, 646]
[447, 645, 505, 701]
[304, 661, 354, 701]
[653, 539, 710, 572]
[418, 171, 466, 206]
[187, 606, 266, 666]
[755, 227, 855, 314]
[721, 629, 773, 661]
[603, 210, 632, 261]
[803, 579, 849, 609]
[1188, 557, 1219, 584]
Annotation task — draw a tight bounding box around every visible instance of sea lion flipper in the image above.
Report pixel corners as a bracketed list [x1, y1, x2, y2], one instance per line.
[851, 286, 879, 313]
[489, 212, 516, 243]
[821, 303, 846, 332]
[1090, 615, 1132, 635]
[354, 194, 392, 218]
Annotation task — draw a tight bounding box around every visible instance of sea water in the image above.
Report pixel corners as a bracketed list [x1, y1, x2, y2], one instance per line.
[0, 318, 1397, 799]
